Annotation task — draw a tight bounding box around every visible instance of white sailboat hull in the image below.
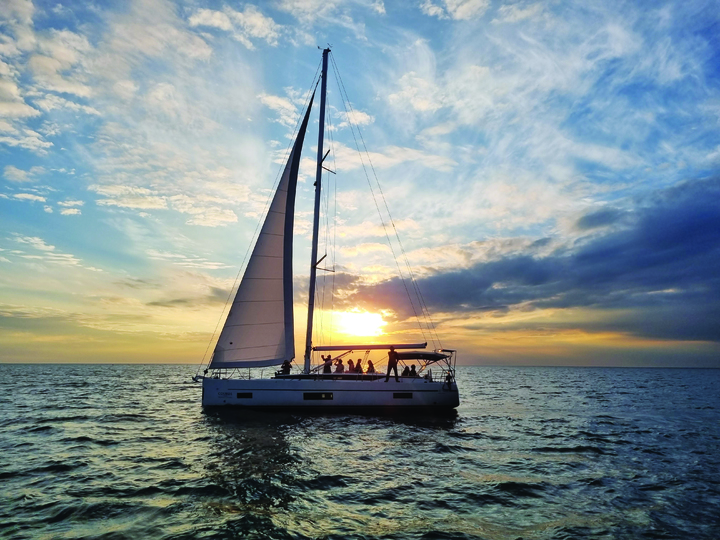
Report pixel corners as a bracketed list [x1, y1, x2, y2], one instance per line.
[201, 376, 459, 411]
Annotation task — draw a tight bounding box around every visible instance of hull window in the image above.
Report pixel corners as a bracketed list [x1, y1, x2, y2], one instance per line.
[393, 393, 413, 399]
[304, 393, 333, 401]
[236, 393, 253, 399]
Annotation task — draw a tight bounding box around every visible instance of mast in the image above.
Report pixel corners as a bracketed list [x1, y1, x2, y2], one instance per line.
[304, 47, 330, 373]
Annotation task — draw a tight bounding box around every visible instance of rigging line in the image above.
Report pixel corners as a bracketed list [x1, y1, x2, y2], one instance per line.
[330, 81, 441, 350]
[195, 60, 322, 377]
[328, 53, 425, 343]
[329, 53, 430, 345]
[317, 100, 335, 348]
[315, 94, 336, 356]
[328, 92, 339, 346]
[322, 90, 339, 347]
[329, 54, 442, 350]
[325, 61, 439, 345]
[350, 91, 441, 349]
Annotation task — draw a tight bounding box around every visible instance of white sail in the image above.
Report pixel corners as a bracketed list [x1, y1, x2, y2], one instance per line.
[209, 95, 314, 369]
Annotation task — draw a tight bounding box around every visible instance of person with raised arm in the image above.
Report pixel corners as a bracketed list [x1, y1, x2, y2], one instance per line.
[385, 346, 400, 382]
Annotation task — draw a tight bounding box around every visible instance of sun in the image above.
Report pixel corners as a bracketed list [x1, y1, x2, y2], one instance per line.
[335, 310, 386, 337]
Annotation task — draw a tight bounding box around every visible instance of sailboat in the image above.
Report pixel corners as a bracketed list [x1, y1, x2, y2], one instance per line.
[196, 49, 459, 411]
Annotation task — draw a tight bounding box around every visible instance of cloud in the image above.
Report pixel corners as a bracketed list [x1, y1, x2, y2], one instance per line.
[337, 218, 421, 240]
[60, 208, 81, 216]
[58, 200, 84, 207]
[13, 235, 55, 251]
[492, 3, 543, 24]
[258, 91, 301, 127]
[3, 0, 34, 26]
[388, 71, 444, 113]
[575, 208, 626, 231]
[90, 184, 168, 210]
[335, 107, 374, 129]
[13, 193, 46, 202]
[421, 0, 490, 20]
[105, 0, 212, 66]
[169, 194, 238, 227]
[0, 96, 41, 118]
[276, 0, 342, 24]
[0, 125, 53, 153]
[0, 19, 96, 154]
[33, 94, 100, 115]
[340, 242, 391, 257]
[4, 165, 44, 182]
[347, 177, 720, 343]
[29, 30, 93, 97]
[146, 286, 228, 308]
[145, 249, 231, 270]
[189, 5, 281, 49]
[225, 5, 281, 46]
[0, 0, 36, 52]
[0, 75, 41, 118]
[324, 141, 457, 172]
[112, 79, 139, 100]
[188, 9, 233, 32]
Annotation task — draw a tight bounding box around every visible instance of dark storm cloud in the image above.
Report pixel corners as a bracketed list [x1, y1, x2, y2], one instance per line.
[349, 178, 720, 342]
[575, 208, 626, 230]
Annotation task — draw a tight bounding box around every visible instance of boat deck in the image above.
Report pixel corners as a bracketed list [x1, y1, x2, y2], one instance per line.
[272, 373, 431, 381]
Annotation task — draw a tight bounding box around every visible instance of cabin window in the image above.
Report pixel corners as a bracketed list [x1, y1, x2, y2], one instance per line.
[393, 392, 413, 399]
[304, 392, 333, 400]
[236, 393, 252, 399]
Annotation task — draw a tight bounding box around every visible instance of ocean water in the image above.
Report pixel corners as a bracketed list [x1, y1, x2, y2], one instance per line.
[1, 365, 719, 540]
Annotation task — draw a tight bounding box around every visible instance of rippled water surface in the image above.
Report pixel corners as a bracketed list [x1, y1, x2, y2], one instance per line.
[1, 365, 719, 539]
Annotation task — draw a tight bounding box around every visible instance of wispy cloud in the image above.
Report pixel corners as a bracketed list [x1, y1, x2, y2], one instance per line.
[90, 185, 167, 210]
[4, 165, 44, 182]
[189, 6, 281, 49]
[420, 0, 490, 20]
[13, 193, 46, 202]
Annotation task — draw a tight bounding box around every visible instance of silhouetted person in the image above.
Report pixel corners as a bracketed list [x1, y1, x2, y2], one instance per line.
[409, 365, 417, 377]
[348, 359, 355, 373]
[385, 346, 399, 382]
[334, 358, 344, 373]
[355, 359, 363, 373]
[322, 354, 332, 373]
[401, 365, 410, 376]
[366, 360, 376, 374]
[280, 359, 291, 375]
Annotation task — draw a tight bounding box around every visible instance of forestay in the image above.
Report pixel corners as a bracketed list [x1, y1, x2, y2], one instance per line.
[209, 94, 315, 369]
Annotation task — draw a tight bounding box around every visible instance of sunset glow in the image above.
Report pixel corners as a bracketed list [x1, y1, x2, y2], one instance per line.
[334, 310, 386, 337]
[0, 1, 718, 367]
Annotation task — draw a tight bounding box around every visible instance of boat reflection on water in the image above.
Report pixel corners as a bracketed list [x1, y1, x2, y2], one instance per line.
[198, 407, 461, 537]
[201, 409, 301, 513]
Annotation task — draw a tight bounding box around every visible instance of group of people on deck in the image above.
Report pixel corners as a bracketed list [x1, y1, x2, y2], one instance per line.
[282, 348, 419, 380]
[315, 346, 418, 381]
[321, 355, 376, 375]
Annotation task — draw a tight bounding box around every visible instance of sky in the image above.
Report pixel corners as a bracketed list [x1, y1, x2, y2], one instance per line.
[1, 0, 719, 366]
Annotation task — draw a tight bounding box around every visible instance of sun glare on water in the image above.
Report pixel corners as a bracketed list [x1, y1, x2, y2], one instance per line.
[335, 310, 386, 337]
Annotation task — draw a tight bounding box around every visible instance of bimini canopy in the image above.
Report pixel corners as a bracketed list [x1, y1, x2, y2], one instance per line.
[313, 342, 427, 352]
[396, 351, 451, 363]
